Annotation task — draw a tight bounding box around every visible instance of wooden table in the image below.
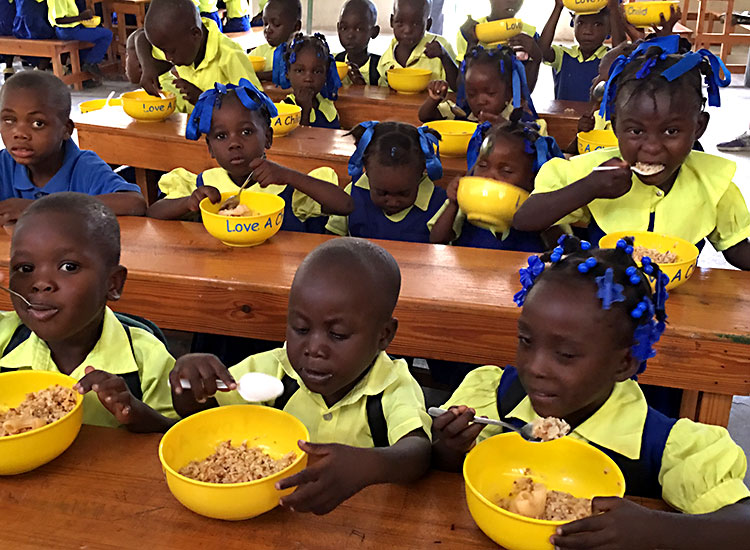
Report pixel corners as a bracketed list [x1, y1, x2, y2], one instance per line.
[0, 218, 747, 426]
[0, 425, 671, 549]
[227, 28, 267, 52]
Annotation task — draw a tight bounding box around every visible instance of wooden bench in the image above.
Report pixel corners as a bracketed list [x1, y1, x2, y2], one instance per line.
[0, 37, 95, 91]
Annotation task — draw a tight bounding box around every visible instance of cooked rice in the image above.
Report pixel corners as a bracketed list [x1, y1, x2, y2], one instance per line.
[179, 440, 296, 483]
[531, 417, 570, 442]
[632, 245, 679, 264]
[498, 472, 592, 521]
[219, 204, 260, 217]
[0, 384, 77, 437]
[633, 162, 664, 176]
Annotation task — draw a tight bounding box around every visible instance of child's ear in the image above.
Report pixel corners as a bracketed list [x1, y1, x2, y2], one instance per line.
[265, 124, 273, 149]
[106, 265, 128, 302]
[426, 17, 432, 32]
[614, 346, 640, 382]
[63, 119, 74, 141]
[371, 25, 380, 39]
[206, 137, 216, 159]
[377, 317, 398, 351]
[294, 19, 302, 32]
[390, 14, 394, 29]
[695, 111, 710, 140]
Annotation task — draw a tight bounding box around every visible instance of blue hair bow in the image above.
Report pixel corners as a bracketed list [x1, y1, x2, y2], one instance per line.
[185, 79, 278, 141]
[417, 125, 443, 181]
[321, 52, 342, 100]
[660, 48, 730, 107]
[466, 121, 492, 171]
[528, 134, 564, 173]
[466, 121, 563, 173]
[272, 42, 291, 89]
[348, 120, 378, 181]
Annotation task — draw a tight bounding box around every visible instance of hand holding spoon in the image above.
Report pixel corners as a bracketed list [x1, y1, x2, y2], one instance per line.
[428, 407, 540, 442]
[177, 372, 284, 402]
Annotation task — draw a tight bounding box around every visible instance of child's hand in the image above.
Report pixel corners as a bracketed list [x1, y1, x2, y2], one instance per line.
[347, 62, 366, 85]
[424, 39, 446, 59]
[653, 5, 681, 36]
[432, 405, 485, 454]
[187, 185, 221, 211]
[276, 440, 371, 515]
[509, 34, 541, 62]
[140, 68, 163, 98]
[577, 113, 596, 133]
[294, 87, 317, 112]
[582, 158, 632, 200]
[477, 111, 502, 124]
[74, 366, 146, 426]
[460, 16, 478, 45]
[248, 157, 293, 188]
[169, 353, 236, 403]
[170, 69, 202, 105]
[427, 79, 450, 101]
[446, 177, 460, 203]
[79, 8, 93, 19]
[0, 198, 33, 226]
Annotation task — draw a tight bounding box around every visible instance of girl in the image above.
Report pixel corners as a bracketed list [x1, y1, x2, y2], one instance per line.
[433, 236, 750, 548]
[326, 121, 445, 243]
[513, 35, 750, 270]
[430, 118, 564, 251]
[275, 33, 342, 129]
[146, 79, 353, 234]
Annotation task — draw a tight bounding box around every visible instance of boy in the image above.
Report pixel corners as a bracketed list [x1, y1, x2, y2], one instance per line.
[223, 0, 252, 32]
[170, 238, 432, 515]
[0, 193, 178, 432]
[47, 0, 112, 78]
[136, 0, 261, 112]
[335, 0, 381, 86]
[377, 0, 458, 90]
[250, 0, 301, 81]
[0, 72, 146, 224]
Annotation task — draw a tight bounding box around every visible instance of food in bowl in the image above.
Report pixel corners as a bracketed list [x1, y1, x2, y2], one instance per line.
[179, 440, 296, 484]
[632, 245, 678, 264]
[531, 417, 570, 442]
[219, 203, 261, 217]
[0, 385, 78, 437]
[499, 471, 592, 521]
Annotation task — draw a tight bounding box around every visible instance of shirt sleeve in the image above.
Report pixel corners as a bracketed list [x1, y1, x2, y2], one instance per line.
[325, 182, 352, 235]
[131, 329, 179, 420]
[289, 167, 338, 221]
[73, 151, 142, 195]
[531, 157, 591, 226]
[545, 45, 565, 73]
[426, 199, 465, 241]
[659, 418, 750, 514]
[158, 167, 199, 199]
[215, 349, 287, 406]
[381, 360, 432, 444]
[706, 181, 750, 251]
[222, 44, 263, 89]
[456, 29, 468, 62]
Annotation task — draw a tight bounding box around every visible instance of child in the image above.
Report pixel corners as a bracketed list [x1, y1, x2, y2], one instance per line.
[223, 0, 251, 32]
[0, 72, 146, 223]
[276, 33, 342, 129]
[170, 238, 431, 515]
[249, 0, 301, 81]
[193, 0, 222, 31]
[12, 0, 55, 73]
[1, 0, 14, 80]
[146, 79, 352, 231]
[0, 193, 178, 432]
[335, 0, 381, 86]
[47, 0, 112, 78]
[432, 236, 750, 548]
[430, 118, 563, 251]
[513, 36, 750, 270]
[326, 121, 445, 243]
[377, 0, 458, 90]
[137, 0, 261, 112]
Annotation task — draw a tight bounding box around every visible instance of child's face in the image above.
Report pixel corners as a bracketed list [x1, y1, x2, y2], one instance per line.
[472, 134, 534, 193]
[366, 160, 423, 215]
[465, 63, 512, 120]
[206, 96, 272, 183]
[516, 277, 636, 426]
[263, 3, 300, 47]
[574, 13, 609, 54]
[288, 47, 328, 98]
[0, 87, 72, 168]
[146, 23, 202, 66]
[9, 212, 125, 346]
[613, 86, 708, 191]
[490, 0, 524, 19]
[337, 6, 378, 54]
[391, 0, 429, 52]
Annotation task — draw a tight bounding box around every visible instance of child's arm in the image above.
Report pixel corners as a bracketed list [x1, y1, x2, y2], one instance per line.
[0, 198, 34, 226]
[146, 185, 222, 220]
[276, 430, 431, 515]
[55, 8, 93, 24]
[431, 406, 485, 471]
[459, 17, 479, 53]
[418, 80, 449, 122]
[608, 0, 628, 46]
[538, 0, 564, 64]
[721, 240, 750, 270]
[430, 178, 459, 243]
[168, 353, 237, 418]
[95, 192, 147, 216]
[134, 30, 174, 97]
[424, 40, 458, 91]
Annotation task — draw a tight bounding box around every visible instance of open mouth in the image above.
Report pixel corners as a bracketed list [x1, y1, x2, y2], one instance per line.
[301, 367, 333, 385]
[10, 147, 34, 159]
[25, 303, 59, 322]
[633, 162, 666, 176]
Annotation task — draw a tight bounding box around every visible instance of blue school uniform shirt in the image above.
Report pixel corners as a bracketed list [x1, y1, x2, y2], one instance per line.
[0, 0, 14, 35]
[0, 139, 141, 199]
[545, 44, 609, 102]
[12, 0, 54, 39]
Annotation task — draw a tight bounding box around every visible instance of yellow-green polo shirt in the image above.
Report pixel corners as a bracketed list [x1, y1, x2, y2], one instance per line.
[325, 174, 437, 236]
[0, 308, 178, 428]
[224, 0, 250, 19]
[283, 93, 338, 126]
[158, 72, 191, 114]
[250, 43, 277, 72]
[443, 365, 750, 514]
[533, 149, 750, 250]
[593, 112, 611, 131]
[215, 347, 431, 447]
[377, 33, 457, 87]
[434, 101, 548, 135]
[338, 53, 373, 87]
[455, 17, 537, 62]
[47, 0, 79, 27]
[545, 43, 609, 74]
[192, 0, 217, 14]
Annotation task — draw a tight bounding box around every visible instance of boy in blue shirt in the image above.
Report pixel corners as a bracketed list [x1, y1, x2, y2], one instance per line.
[0, 71, 146, 224]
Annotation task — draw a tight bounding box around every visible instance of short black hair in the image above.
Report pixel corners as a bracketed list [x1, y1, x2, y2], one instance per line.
[265, 0, 302, 21]
[0, 71, 71, 120]
[145, 0, 200, 34]
[340, 0, 378, 25]
[16, 193, 121, 267]
[464, 44, 517, 94]
[349, 121, 440, 173]
[393, 0, 431, 18]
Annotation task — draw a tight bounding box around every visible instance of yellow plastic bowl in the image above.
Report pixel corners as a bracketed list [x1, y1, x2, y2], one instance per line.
[424, 120, 478, 157]
[457, 176, 529, 233]
[0, 371, 83, 475]
[271, 102, 302, 136]
[81, 15, 101, 28]
[475, 17, 523, 43]
[386, 67, 432, 94]
[625, 1, 679, 27]
[464, 433, 625, 550]
[577, 129, 619, 155]
[158, 405, 309, 520]
[599, 230, 699, 290]
[563, 0, 608, 13]
[247, 54, 266, 73]
[79, 97, 122, 113]
[120, 90, 176, 122]
[336, 61, 349, 81]
[200, 191, 285, 247]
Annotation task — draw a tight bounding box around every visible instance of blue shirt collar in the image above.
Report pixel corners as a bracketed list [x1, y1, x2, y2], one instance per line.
[13, 139, 80, 197]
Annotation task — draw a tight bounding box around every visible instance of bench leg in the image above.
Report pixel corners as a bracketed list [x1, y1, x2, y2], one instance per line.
[50, 49, 71, 90]
[695, 392, 733, 427]
[68, 48, 84, 91]
[134, 168, 160, 206]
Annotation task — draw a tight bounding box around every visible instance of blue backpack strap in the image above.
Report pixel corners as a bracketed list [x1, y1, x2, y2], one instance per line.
[273, 374, 300, 410]
[365, 392, 388, 447]
[369, 54, 381, 85]
[495, 366, 528, 430]
[196, 173, 205, 188]
[1, 323, 32, 360]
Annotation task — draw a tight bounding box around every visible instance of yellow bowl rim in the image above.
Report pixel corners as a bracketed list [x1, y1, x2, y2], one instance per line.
[475, 16, 523, 28]
[247, 55, 265, 61]
[562, 0, 607, 13]
[386, 67, 433, 77]
[425, 120, 479, 137]
[198, 191, 285, 220]
[458, 175, 531, 198]
[598, 230, 699, 264]
[273, 103, 303, 115]
[121, 90, 177, 103]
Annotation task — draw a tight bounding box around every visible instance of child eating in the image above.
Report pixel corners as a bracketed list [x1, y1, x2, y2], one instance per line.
[432, 236, 750, 548]
[335, 0, 381, 86]
[0, 193, 178, 432]
[326, 121, 446, 243]
[250, 0, 302, 80]
[0, 71, 146, 223]
[170, 238, 431, 515]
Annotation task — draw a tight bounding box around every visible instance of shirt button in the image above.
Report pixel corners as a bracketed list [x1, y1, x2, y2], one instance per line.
[322, 413, 332, 421]
[34, 192, 44, 199]
[655, 190, 664, 197]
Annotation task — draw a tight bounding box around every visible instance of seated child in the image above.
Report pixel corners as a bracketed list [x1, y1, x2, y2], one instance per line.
[223, 0, 252, 32]
[146, 79, 352, 231]
[137, 0, 262, 112]
[326, 121, 446, 243]
[432, 236, 750, 548]
[513, 36, 750, 270]
[12, 0, 55, 74]
[277, 33, 342, 129]
[377, 0, 458, 90]
[0, 193, 178, 432]
[192, 0, 222, 31]
[0, 72, 146, 223]
[335, 0, 381, 86]
[170, 238, 431, 515]
[249, 0, 301, 81]
[430, 118, 563, 251]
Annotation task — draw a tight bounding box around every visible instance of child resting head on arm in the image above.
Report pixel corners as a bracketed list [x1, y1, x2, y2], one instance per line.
[250, 0, 302, 81]
[170, 238, 431, 515]
[433, 235, 750, 549]
[336, 0, 381, 86]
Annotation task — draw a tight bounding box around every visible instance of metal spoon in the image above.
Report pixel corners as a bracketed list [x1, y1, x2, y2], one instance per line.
[175, 372, 284, 402]
[104, 90, 115, 108]
[0, 285, 31, 307]
[217, 171, 255, 212]
[428, 407, 540, 442]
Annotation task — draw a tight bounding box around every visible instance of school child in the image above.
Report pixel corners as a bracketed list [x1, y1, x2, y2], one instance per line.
[513, 36, 750, 270]
[335, 0, 381, 86]
[1, 0, 14, 80]
[11, 0, 54, 73]
[146, 79, 352, 231]
[136, 0, 261, 112]
[326, 121, 446, 243]
[223, 0, 251, 32]
[432, 236, 750, 548]
[430, 118, 563, 251]
[0, 72, 146, 223]
[170, 238, 431, 515]
[0, 193, 178, 432]
[249, 0, 301, 81]
[192, 0, 221, 31]
[377, 0, 458, 90]
[275, 33, 342, 129]
[47, 0, 112, 77]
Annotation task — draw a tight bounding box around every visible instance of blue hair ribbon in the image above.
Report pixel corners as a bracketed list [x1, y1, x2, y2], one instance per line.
[347, 120, 378, 180]
[595, 267, 625, 309]
[513, 255, 545, 307]
[530, 134, 564, 173]
[272, 42, 291, 89]
[466, 121, 492, 171]
[660, 48, 730, 107]
[466, 121, 563, 173]
[417, 125, 443, 181]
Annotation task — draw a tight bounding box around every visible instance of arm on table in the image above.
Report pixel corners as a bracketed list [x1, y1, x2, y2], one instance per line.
[96, 192, 147, 216]
[722, 240, 750, 270]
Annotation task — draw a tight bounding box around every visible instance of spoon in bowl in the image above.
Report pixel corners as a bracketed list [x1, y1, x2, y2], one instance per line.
[217, 171, 255, 212]
[428, 407, 540, 442]
[176, 372, 284, 402]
